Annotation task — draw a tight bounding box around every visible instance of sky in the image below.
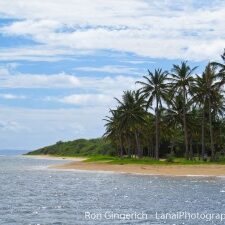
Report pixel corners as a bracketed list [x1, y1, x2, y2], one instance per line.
[0, 0, 225, 150]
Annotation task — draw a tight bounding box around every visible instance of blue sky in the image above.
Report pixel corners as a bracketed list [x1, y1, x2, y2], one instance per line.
[0, 0, 224, 150]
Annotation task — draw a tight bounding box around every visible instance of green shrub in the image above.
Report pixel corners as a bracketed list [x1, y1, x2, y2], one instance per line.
[166, 153, 175, 163]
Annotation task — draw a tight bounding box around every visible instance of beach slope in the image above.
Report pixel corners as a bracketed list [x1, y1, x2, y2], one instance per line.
[51, 161, 225, 176]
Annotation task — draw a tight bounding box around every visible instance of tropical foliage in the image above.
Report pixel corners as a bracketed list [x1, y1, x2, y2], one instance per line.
[104, 50, 225, 161]
[26, 138, 115, 156]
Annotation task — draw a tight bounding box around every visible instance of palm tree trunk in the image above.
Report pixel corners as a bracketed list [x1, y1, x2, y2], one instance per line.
[201, 107, 205, 159]
[127, 136, 131, 158]
[208, 99, 215, 160]
[116, 143, 119, 156]
[189, 136, 193, 160]
[155, 100, 159, 160]
[147, 145, 150, 157]
[197, 144, 200, 160]
[170, 140, 175, 155]
[135, 131, 142, 158]
[119, 135, 123, 158]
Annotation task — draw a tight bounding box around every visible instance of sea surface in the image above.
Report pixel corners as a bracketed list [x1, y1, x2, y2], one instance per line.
[0, 154, 225, 225]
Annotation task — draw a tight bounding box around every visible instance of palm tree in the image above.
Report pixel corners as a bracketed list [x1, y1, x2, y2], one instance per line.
[169, 62, 197, 159]
[136, 69, 169, 160]
[142, 113, 155, 157]
[165, 94, 189, 156]
[104, 109, 123, 157]
[115, 90, 147, 158]
[103, 49, 225, 161]
[186, 107, 202, 160]
[192, 74, 207, 159]
[203, 64, 224, 160]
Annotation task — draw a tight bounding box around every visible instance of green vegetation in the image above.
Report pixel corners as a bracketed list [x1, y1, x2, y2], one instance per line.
[104, 50, 225, 161]
[26, 138, 115, 156]
[26, 138, 225, 165]
[85, 155, 225, 165]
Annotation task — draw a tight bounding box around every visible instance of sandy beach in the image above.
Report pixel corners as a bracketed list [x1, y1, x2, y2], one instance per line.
[51, 160, 225, 177]
[26, 155, 225, 176]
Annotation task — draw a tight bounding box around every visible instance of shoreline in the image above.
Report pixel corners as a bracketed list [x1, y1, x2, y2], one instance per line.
[50, 160, 225, 177]
[23, 154, 87, 161]
[24, 155, 225, 177]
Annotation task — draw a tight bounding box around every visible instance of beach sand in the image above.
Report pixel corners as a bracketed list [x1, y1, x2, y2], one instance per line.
[26, 155, 225, 176]
[51, 160, 225, 177]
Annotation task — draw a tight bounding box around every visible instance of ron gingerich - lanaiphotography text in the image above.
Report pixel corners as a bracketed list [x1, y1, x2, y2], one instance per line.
[84, 211, 225, 222]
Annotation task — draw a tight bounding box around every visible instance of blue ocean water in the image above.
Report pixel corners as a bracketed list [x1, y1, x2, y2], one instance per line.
[0, 155, 225, 225]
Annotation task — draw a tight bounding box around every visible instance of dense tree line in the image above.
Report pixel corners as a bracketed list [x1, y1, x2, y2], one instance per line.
[104, 50, 225, 161]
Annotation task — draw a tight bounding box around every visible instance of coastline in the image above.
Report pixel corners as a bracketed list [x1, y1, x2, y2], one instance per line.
[50, 160, 225, 177]
[23, 154, 87, 161]
[25, 155, 225, 177]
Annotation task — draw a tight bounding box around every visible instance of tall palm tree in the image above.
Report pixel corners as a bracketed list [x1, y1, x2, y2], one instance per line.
[165, 94, 193, 156]
[186, 107, 202, 160]
[203, 64, 224, 160]
[169, 62, 197, 159]
[115, 90, 147, 158]
[192, 74, 207, 159]
[142, 112, 155, 157]
[136, 69, 169, 160]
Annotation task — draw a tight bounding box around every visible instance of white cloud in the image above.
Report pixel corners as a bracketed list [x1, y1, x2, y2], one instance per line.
[81, 75, 138, 94]
[0, 65, 138, 94]
[0, 46, 76, 62]
[58, 94, 112, 106]
[0, 93, 26, 100]
[75, 65, 141, 75]
[0, 67, 10, 76]
[0, 19, 60, 36]
[0, 120, 29, 132]
[0, 72, 80, 88]
[123, 60, 154, 65]
[0, 0, 224, 60]
[45, 75, 138, 107]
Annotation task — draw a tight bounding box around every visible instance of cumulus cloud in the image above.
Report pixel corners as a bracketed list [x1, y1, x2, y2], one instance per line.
[0, 0, 224, 60]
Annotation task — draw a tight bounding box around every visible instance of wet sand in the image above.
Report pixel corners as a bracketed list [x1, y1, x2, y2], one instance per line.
[24, 155, 86, 161]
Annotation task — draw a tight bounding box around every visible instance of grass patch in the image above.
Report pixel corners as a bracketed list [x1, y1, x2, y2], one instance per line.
[84, 155, 225, 165]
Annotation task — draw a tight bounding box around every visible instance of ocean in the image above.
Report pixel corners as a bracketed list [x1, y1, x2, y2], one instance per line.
[0, 155, 225, 224]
